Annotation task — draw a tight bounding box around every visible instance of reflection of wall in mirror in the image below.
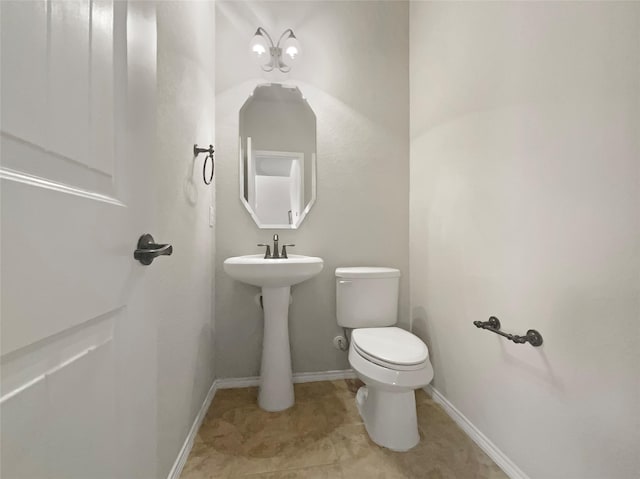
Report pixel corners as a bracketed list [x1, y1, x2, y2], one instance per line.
[255, 175, 291, 224]
[239, 90, 315, 209]
[289, 160, 301, 225]
[251, 150, 304, 226]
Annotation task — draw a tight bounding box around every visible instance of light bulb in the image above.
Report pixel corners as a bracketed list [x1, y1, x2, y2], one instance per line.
[252, 43, 266, 56]
[285, 45, 298, 59]
[281, 33, 301, 65]
[249, 29, 271, 66]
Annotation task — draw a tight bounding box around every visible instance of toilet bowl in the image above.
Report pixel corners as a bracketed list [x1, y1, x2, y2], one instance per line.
[349, 327, 433, 451]
[335, 267, 434, 451]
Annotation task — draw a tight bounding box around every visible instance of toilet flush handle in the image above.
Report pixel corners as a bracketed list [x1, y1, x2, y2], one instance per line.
[338, 280, 352, 285]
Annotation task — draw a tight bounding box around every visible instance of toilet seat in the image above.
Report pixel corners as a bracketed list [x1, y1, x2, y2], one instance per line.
[352, 327, 429, 371]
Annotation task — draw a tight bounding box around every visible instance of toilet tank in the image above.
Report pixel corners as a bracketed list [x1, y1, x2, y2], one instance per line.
[336, 267, 401, 328]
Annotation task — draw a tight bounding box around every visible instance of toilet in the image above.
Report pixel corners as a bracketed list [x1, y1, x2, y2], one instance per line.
[336, 267, 433, 451]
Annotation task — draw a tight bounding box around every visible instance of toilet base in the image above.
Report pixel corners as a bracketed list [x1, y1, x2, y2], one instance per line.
[355, 386, 420, 452]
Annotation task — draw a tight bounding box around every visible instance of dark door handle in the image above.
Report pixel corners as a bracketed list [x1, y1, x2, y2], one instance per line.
[134, 233, 173, 265]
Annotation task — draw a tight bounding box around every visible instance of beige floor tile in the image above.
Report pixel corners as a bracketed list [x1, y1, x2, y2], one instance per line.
[180, 452, 236, 479]
[322, 393, 363, 426]
[240, 464, 343, 479]
[342, 378, 365, 394]
[328, 423, 384, 463]
[181, 434, 236, 479]
[294, 381, 344, 402]
[288, 399, 331, 438]
[339, 454, 409, 479]
[206, 388, 258, 416]
[180, 380, 508, 479]
[229, 432, 337, 476]
[277, 435, 337, 471]
[227, 432, 293, 476]
[416, 400, 454, 431]
[414, 389, 431, 403]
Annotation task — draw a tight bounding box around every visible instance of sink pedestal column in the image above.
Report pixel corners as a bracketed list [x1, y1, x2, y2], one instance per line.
[258, 286, 294, 411]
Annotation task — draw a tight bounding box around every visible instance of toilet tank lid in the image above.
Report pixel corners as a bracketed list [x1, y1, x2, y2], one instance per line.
[335, 267, 401, 279]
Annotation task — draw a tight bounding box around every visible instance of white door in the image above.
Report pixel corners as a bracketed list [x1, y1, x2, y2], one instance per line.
[1, 2, 161, 477]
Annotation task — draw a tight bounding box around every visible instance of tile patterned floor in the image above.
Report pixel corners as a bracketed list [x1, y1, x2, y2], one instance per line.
[180, 380, 508, 479]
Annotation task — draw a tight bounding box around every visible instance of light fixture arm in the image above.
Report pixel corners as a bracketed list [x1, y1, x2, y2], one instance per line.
[256, 27, 275, 48]
[251, 27, 300, 73]
[276, 28, 295, 48]
[253, 27, 276, 72]
[275, 29, 297, 73]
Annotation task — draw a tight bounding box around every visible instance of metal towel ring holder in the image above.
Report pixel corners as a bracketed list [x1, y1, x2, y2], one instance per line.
[194, 144, 215, 185]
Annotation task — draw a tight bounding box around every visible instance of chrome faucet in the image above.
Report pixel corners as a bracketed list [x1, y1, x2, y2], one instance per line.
[257, 234, 295, 259]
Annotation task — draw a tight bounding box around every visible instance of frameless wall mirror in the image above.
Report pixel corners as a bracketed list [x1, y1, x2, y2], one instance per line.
[239, 84, 316, 229]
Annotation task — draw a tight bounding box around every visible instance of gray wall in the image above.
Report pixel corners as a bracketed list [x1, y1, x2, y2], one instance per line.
[215, 1, 410, 378]
[156, 2, 216, 476]
[410, 2, 640, 478]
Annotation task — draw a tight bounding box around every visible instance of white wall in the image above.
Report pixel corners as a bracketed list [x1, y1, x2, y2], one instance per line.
[215, 1, 409, 378]
[155, 2, 216, 477]
[409, 2, 640, 478]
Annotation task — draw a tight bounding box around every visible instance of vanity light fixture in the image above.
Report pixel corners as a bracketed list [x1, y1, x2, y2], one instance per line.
[250, 27, 300, 73]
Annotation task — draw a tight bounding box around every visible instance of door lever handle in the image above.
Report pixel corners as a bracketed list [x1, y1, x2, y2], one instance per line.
[134, 234, 173, 265]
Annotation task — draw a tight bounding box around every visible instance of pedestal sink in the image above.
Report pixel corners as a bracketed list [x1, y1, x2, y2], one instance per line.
[223, 254, 324, 411]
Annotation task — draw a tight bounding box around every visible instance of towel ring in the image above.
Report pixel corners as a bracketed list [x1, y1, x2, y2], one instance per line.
[203, 152, 214, 185]
[194, 144, 215, 185]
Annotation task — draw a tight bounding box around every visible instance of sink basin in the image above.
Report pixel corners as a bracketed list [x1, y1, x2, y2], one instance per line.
[224, 254, 324, 287]
[223, 253, 324, 412]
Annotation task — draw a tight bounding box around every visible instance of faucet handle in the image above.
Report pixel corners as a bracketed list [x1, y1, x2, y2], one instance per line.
[257, 243, 271, 259]
[281, 244, 295, 259]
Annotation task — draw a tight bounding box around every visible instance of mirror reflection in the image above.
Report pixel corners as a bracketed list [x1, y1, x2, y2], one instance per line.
[239, 84, 316, 229]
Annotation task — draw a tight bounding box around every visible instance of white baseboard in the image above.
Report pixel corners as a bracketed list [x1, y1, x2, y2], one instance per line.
[293, 368, 357, 383]
[215, 376, 259, 389]
[168, 369, 356, 479]
[167, 379, 218, 479]
[216, 369, 357, 389]
[424, 385, 529, 479]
